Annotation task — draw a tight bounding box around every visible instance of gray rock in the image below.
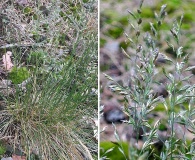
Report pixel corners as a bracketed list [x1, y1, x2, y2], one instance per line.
[1, 157, 13, 160]
[104, 108, 126, 123]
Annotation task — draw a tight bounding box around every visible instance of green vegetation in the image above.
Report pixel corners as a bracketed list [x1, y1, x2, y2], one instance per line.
[101, 0, 195, 159]
[0, 142, 6, 156]
[100, 141, 129, 160]
[0, 0, 97, 159]
[8, 67, 30, 84]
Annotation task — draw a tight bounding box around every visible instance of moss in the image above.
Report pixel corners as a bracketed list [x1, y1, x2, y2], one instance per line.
[100, 38, 107, 47]
[118, 16, 129, 26]
[23, 7, 33, 14]
[142, 23, 150, 32]
[100, 141, 129, 160]
[9, 67, 30, 84]
[159, 123, 167, 131]
[106, 26, 124, 39]
[120, 40, 130, 51]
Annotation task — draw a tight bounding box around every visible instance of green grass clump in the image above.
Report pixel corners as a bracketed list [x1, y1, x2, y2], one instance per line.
[106, 26, 124, 39]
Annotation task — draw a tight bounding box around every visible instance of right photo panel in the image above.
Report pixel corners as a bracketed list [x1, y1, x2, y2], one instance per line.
[100, 0, 195, 159]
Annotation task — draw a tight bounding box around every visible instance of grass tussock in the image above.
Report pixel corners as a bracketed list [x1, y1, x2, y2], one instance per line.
[0, 0, 97, 159]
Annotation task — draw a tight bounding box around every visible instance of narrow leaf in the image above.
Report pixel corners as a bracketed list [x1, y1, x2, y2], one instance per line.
[118, 147, 128, 160]
[187, 128, 195, 134]
[179, 14, 184, 27]
[162, 54, 174, 63]
[139, 0, 144, 9]
[154, 12, 159, 20]
[182, 74, 193, 81]
[112, 123, 120, 141]
[104, 73, 114, 81]
[121, 47, 131, 59]
[138, 151, 149, 160]
[185, 66, 195, 71]
[104, 147, 115, 154]
[150, 22, 157, 37]
[170, 29, 178, 40]
[179, 85, 191, 92]
[128, 10, 137, 20]
[124, 33, 134, 43]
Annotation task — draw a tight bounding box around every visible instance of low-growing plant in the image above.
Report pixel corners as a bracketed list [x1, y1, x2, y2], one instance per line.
[0, 0, 97, 159]
[101, 1, 195, 159]
[8, 67, 30, 84]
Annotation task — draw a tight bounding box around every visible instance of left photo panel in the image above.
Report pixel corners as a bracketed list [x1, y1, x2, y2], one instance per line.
[0, 0, 98, 160]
